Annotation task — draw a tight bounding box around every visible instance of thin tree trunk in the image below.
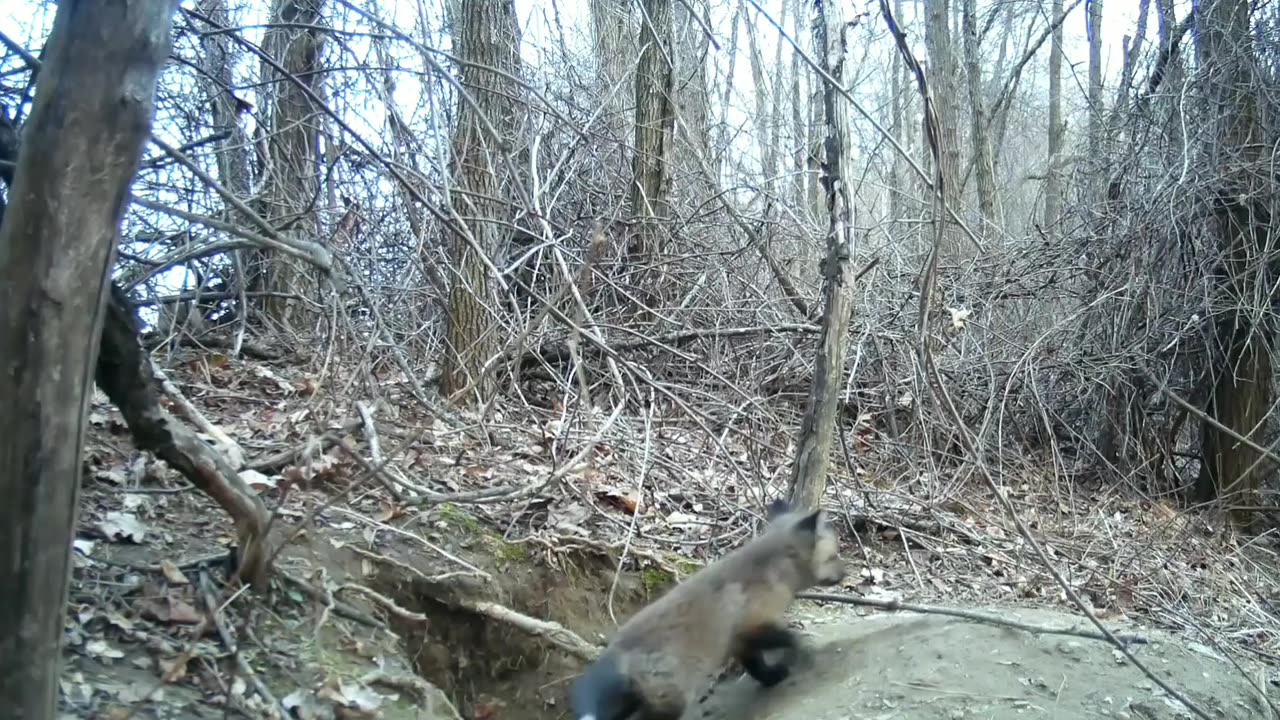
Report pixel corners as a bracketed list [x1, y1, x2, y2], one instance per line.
[789, 0, 856, 512]
[961, 0, 996, 230]
[0, 2, 178, 716]
[1044, 0, 1064, 232]
[1086, 0, 1104, 191]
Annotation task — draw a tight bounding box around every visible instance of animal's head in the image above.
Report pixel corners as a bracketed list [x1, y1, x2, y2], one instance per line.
[765, 500, 846, 588]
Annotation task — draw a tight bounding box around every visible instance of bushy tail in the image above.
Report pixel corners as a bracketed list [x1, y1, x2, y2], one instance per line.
[571, 651, 634, 720]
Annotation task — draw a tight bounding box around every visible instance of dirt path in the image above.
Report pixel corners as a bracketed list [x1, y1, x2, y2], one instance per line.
[691, 604, 1272, 720]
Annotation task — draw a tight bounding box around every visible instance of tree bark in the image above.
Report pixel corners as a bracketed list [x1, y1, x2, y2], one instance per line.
[788, 0, 856, 513]
[627, 0, 676, 302]
[1086, 0, 1103, 191]
[1194, 0, 1272, 525]
[441, 0, 526, 404]
[923, 0, 963, 260]
[252, 0, 327, 327]
[1043, 0, 1064, 233]
[961, 0, 996, 231]
[0, 1, 178, 716]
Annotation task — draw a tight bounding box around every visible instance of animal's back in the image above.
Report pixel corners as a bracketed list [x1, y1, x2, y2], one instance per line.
[604, 530, 800, 706]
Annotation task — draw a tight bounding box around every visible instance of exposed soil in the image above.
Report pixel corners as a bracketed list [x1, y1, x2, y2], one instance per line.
[691, 603, 1271, 720]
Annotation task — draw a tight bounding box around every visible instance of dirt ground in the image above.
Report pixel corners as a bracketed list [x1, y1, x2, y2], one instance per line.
[692, 603, 1272, 720]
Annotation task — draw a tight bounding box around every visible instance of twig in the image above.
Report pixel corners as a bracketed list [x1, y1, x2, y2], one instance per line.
[359, 670, 462, 720]
[277, 571, 386, 629]
[456, 598, 601, 661]
[245, 417, 362, 472]
[197, 571, 285, 718]
[338, 583, 428, 623]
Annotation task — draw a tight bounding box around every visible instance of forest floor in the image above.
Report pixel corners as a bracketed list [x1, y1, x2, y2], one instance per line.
[59, 347, 1280, 720]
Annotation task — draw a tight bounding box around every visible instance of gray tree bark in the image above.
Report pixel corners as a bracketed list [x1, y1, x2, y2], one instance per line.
[0, 1, 178, 716]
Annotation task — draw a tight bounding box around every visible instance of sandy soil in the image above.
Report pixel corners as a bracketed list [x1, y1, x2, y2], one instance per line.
[691, 604, 1272, 720]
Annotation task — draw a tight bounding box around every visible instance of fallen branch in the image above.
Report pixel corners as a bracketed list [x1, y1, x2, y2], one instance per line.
[797, 592, 1149, 645]
[97, 282, 273, 590]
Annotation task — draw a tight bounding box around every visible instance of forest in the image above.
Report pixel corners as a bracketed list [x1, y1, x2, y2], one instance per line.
[0, 0, 1276, 718]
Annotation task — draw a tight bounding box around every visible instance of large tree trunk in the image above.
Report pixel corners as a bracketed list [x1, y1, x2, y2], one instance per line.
[0, 2, 178, 716]
[789, 0, 856, 512]
[441, 0, 526, 404]
[252, 0, 327, 327]
[1194, 0, 1272, 525]
[590, 0, 634, 152]
[196, 0, 255, 342]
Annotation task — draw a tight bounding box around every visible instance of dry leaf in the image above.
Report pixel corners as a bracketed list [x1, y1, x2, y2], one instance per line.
[96, 512, 148, 543]
[160, 559, 190, 585]
[159, 655, 189, 683]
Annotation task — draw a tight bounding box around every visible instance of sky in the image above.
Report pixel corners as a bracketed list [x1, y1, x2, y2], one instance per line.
[0, 0, 1185, 302]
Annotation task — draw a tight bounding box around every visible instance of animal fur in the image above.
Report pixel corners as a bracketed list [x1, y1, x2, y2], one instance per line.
[571, 499, 846, 720]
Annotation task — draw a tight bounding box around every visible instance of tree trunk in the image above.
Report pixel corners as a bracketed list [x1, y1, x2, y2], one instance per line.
[590, 0, 634, 153]
[888, 0, 908, 235]
[253, 0, 327, 327]
[789, 0, 807, 207]
[1194, 0, 1271, 525]
[441, 0, 526, 404]
[923, 0, 963, 260]
[626, 0, 676, 313]
[0, 2, 178, 716]
[1043, 0, 1064, 232]
[961, 0, 996, 231]
[788, 0, 856, 513]
[1086, 0, 1103, 189]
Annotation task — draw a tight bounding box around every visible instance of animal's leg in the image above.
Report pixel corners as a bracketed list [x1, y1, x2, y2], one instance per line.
[736, 624, 801, 688]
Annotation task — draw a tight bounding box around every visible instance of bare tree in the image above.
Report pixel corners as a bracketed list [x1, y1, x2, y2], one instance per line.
[1043, 0, 1065, 233]
[961, 0, 996, 230]
[590, 0, 635, 153]
[924, 0, 963, 259]
[1194, 0, 1272, 522]
[628, 0, 676, 295]
[441, 0, 526, 404]
[253, 0, 328, 326]
[789, 0, 857, 512]
[0, 1, 178, 716]
[1086, 0, 1104, 185]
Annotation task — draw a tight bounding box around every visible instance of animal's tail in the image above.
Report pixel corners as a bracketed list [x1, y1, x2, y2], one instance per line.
[570, 651, 634, 720]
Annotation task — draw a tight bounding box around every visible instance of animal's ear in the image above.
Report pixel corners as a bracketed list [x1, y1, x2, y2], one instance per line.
[765, 498, 792, 520]
[794, 509, 822, 534]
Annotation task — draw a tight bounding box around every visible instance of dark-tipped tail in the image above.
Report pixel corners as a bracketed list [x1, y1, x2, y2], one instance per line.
[571, 651, 636, 720]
